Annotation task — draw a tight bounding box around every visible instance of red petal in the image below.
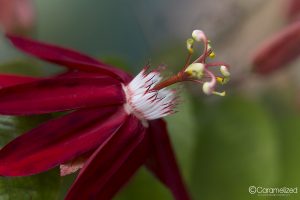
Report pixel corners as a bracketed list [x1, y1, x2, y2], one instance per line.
[97, 136, 150, 200]
[145, 119, 191, 200]
[0, 77, 124, 115]
[252, 21, 300, 75]
[65, 116, 146, 200]
[287, 0, 300, 21]
[0, 73, 39, 88]
[0, 0, 35, 33]
[6, 34, 132, 83]
[0, 107, 127, 176]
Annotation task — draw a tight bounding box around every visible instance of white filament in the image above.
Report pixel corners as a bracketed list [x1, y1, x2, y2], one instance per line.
[123, 68, 177, 121]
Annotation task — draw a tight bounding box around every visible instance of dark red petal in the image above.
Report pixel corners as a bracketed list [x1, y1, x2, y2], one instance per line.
[65, 116, 146, 200]
[252, 21, 300, 75]
[0, 77, 124, 115]
[145, 119, 191, 200]
[0, 73, 39, 88]
[97, 135, 150, 200]
[0, 106, 127, 176]
[6, 34, 132, 83]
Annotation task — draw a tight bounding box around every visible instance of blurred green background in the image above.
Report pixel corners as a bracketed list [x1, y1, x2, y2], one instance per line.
[1, 0, 300, 199]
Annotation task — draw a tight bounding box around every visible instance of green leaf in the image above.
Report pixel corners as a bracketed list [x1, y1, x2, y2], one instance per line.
[190, 95, 279, 200]
[262, 92, 300, 199]
[0, 170, 60, 200]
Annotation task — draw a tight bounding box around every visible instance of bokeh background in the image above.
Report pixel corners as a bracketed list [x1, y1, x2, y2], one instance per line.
[1, 0, 300, 199]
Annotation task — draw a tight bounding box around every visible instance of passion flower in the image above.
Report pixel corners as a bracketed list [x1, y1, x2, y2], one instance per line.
[0, 30, 230, 200]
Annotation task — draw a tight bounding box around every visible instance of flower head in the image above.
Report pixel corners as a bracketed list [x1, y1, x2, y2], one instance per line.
[0, 30, 229, 199]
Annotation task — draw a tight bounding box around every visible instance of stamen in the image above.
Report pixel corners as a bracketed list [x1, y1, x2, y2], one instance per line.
[207, 41, 216, 58]
[202, 82, 214, 95]
[212, 91, 226, 96]
[216, 76, 229, 85]
[192, 30, 206, 42]
[149, 30, 230, 97]
[184, 63, 205, 79]
[220, 65, 230, 77]
[186, 38, 194, 54]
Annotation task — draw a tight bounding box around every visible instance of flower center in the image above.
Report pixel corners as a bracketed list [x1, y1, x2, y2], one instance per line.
[123, 29, 231, 124]
[123, 67, 177, 121]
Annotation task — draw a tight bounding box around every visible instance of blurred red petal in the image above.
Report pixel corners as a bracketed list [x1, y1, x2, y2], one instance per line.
[252, 21, 300, 75]
[0, 0, 35, 33]
[15, 0, 35, 31]
[146, 119, 190, 200]
[0, 77, 124, 115]
[0, 107, 127, 176]
[65, 115, 146, 200]
[287, 0, 300, 21]
[6, 34, 132, 82]
[0, 73, 39, 88]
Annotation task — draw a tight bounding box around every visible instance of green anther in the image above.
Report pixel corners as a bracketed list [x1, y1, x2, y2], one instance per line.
[186, 38, 194, 54]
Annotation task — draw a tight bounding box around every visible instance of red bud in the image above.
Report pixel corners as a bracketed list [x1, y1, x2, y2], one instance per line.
[252, 21, 300, 75]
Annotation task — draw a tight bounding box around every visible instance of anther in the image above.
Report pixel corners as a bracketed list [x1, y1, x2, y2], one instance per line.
[186, 38, 194, 54]
[220, 65, 230, 77]
[192, 30, 206, 42]
[184, 63, 205, 79]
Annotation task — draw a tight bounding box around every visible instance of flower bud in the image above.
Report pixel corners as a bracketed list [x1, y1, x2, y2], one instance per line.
[252, 21, 300, 75]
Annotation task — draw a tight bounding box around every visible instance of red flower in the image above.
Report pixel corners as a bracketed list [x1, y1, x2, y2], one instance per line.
[0, 31, 229, 199]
